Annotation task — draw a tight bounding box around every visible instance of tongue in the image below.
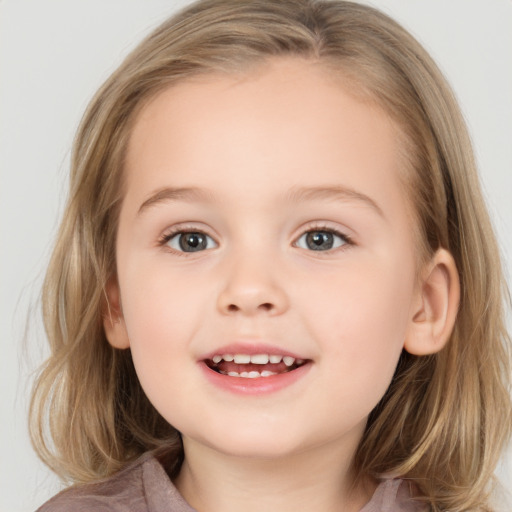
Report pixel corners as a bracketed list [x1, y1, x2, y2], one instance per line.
[216, 361, 290, 374]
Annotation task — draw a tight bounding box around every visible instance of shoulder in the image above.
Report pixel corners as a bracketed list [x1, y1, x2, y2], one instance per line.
[35, 452, 189, 512]
[362, 478, 429, 512]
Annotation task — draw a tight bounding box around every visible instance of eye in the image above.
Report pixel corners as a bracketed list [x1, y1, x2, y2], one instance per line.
[295, 229, 349, 251]
[165, 231, 217, 253]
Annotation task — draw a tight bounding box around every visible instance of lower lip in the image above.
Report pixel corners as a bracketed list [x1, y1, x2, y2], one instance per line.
[199, 362, 311, 395]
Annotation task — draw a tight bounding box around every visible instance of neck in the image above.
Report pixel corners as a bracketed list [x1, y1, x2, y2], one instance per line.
[174, 436, 376, 512]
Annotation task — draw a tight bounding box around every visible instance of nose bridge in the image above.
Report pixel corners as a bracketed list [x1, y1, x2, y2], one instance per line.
[216, 242, 288, 316]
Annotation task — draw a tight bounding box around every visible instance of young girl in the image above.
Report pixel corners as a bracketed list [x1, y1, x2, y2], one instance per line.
[30, 0, 511, 511]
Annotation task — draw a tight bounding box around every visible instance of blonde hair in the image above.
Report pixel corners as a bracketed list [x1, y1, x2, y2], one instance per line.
[30, 1, 511, 510]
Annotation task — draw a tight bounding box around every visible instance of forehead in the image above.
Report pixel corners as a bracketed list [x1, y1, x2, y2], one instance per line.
[123, 58, 409, 218]
[127, 58, 400, 178]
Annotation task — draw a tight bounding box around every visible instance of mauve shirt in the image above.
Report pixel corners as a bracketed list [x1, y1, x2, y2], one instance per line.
[36, 452, 428, 512]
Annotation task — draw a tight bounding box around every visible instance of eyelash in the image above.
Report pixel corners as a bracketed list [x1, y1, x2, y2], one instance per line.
[158, 224, 353, 254]
[294, 224, 353, 253]
[158, 225, 217, 256]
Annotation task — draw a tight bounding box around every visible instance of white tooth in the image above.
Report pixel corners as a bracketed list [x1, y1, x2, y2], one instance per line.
[234, 354, 251, 364]
[261, 371, 277, 377]
[269, 355, 282, 364]
[248, 371, 261, 378]
[283, 356, 295, 367]
[212, 355, 222, 364]
[218, 370, 228, 375]
[223, 354, 234, 362]
[251, 354, 269, 364]
[240, 371, 250, 378]
[296, 359, 305, 365]
[228, 371, 240, 377]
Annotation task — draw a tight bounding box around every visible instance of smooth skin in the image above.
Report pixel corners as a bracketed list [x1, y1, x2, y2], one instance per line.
[104, 58, 459, 512]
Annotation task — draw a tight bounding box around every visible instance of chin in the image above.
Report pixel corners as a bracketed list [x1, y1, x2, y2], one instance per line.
[186, 425, 309, 460]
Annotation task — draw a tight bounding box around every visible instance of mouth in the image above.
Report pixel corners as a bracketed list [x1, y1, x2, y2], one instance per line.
[204, 353, 310, 379]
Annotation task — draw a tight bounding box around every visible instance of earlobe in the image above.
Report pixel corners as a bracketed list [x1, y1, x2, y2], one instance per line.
[102, 276, 130, 349]
[404, 248, 460, 356]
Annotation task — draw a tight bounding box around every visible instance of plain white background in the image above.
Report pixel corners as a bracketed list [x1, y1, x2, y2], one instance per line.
[1, 1, 511, 510]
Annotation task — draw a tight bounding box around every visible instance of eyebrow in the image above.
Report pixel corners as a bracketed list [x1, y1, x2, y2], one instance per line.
[137, 187, 215, 215]
[286, 185, 384, 218]
[137, 184, 384, 218]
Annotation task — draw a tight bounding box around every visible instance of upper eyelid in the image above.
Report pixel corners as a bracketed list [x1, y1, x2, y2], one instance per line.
[165, 229, 216, 241]
[293, 221, 354, 241]
[157, 221, 355, 246]
[159, 223, 218, 241]
[294, 227, 352, 247]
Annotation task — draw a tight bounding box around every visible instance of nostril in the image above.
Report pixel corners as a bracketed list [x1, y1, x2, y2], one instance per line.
[225, 302, 273, 313]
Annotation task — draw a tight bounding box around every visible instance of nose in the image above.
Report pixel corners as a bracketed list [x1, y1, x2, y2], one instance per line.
[216, 252, 289, 316]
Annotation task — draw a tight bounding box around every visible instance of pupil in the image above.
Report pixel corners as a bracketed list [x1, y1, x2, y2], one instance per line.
[180, 233, 206, 252]
[307, 231, 333, 251]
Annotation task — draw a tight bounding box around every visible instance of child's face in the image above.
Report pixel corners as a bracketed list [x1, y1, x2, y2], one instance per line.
[109, 59, 422, 460]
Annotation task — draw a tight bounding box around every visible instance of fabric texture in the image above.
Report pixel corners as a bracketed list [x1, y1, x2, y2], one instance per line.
[37, 452, 428, 511]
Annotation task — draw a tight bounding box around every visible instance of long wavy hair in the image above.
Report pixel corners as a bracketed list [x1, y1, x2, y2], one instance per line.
[30, 1, 511, 510]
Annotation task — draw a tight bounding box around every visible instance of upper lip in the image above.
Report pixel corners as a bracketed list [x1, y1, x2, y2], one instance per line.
[199, 342, 309, 361]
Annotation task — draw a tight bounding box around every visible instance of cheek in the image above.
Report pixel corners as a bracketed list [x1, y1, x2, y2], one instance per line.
[302, 256, 415, 387]
[120, 257, 208, 334]
[117, 269, 208, 429]
[117, 261, 209, 387]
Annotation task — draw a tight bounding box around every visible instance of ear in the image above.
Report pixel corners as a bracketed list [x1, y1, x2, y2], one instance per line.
[404, 248, 460, 356]
[102, 276, 130, 349]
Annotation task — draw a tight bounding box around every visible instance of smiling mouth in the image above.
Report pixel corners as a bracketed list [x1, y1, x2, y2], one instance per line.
[204, 353, 309, 378]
